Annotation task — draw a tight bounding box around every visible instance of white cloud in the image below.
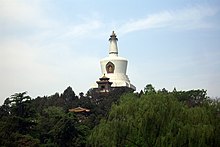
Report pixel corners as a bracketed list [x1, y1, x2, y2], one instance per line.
[0, 0, 50, 28]
[58, 20, 103, 39]
[0, 38, 100, 104]
[118, 5, 219, 34]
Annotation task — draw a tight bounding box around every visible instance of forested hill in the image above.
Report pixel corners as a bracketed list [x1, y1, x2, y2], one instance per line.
[0, 85, 219, 147]
[0, 86, 132, 146]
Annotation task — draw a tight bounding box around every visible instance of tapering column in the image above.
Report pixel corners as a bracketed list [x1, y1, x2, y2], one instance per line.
[109, 31, 118, 57]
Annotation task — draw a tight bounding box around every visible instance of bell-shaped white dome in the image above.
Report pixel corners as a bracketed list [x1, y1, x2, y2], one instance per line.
[91, 31, 136, 91]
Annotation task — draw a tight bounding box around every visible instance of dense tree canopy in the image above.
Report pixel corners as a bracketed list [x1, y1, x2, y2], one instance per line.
[0, 92, 38, 146]
[88, 90, 220, 147]
[0, 85, 219, 146]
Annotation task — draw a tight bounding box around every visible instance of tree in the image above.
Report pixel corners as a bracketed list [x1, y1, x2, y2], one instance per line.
[2, 92, 35, 133]
[88, 93, 219, 147]
[0, 92, 38, 146]
[63, 86, 77, 101]
[34, 106, 89, 146]
[174, 89, 208, 107]
[158, 88, 168, 94]
[144, 84, 156, 95]
[3, 92, 31, 116]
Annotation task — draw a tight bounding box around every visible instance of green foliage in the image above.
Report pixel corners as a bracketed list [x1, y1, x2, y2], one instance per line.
[7, 133, 40, 147]
[0, 92, 38, 146]
[88, 92, 220, 147]
[0, 85, 219, 147]
[33, 106, 89, 146]
[174, 89, 208, 107]
[144, 84, 156, 95]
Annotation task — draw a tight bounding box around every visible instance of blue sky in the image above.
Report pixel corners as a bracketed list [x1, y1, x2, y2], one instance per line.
[0, 0, 220, 104]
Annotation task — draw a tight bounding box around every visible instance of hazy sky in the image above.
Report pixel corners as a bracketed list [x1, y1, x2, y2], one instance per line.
[1, 0, 220, 104]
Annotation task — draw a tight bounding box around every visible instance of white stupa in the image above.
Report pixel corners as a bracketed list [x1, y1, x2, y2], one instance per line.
[92, 31, 136, 91]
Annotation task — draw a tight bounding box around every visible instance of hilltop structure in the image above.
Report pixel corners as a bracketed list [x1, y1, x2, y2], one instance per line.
[92, 31, 136, 92]
[96, 74, 113, 93]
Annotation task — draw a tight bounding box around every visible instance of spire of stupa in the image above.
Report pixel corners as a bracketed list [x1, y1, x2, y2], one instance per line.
[109, 31, 118, 56]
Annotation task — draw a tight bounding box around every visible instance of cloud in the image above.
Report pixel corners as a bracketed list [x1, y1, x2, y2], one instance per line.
[0, 0, 50, 28]
[58, 20, 103, 40]
[0, 0, 104, 43]
[118, 5, 219, 34]
[0, 38, 100, 104]
[0, 0, 103, 103]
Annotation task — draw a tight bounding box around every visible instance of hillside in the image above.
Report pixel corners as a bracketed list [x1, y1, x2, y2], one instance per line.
[0, 85, 219, 146]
